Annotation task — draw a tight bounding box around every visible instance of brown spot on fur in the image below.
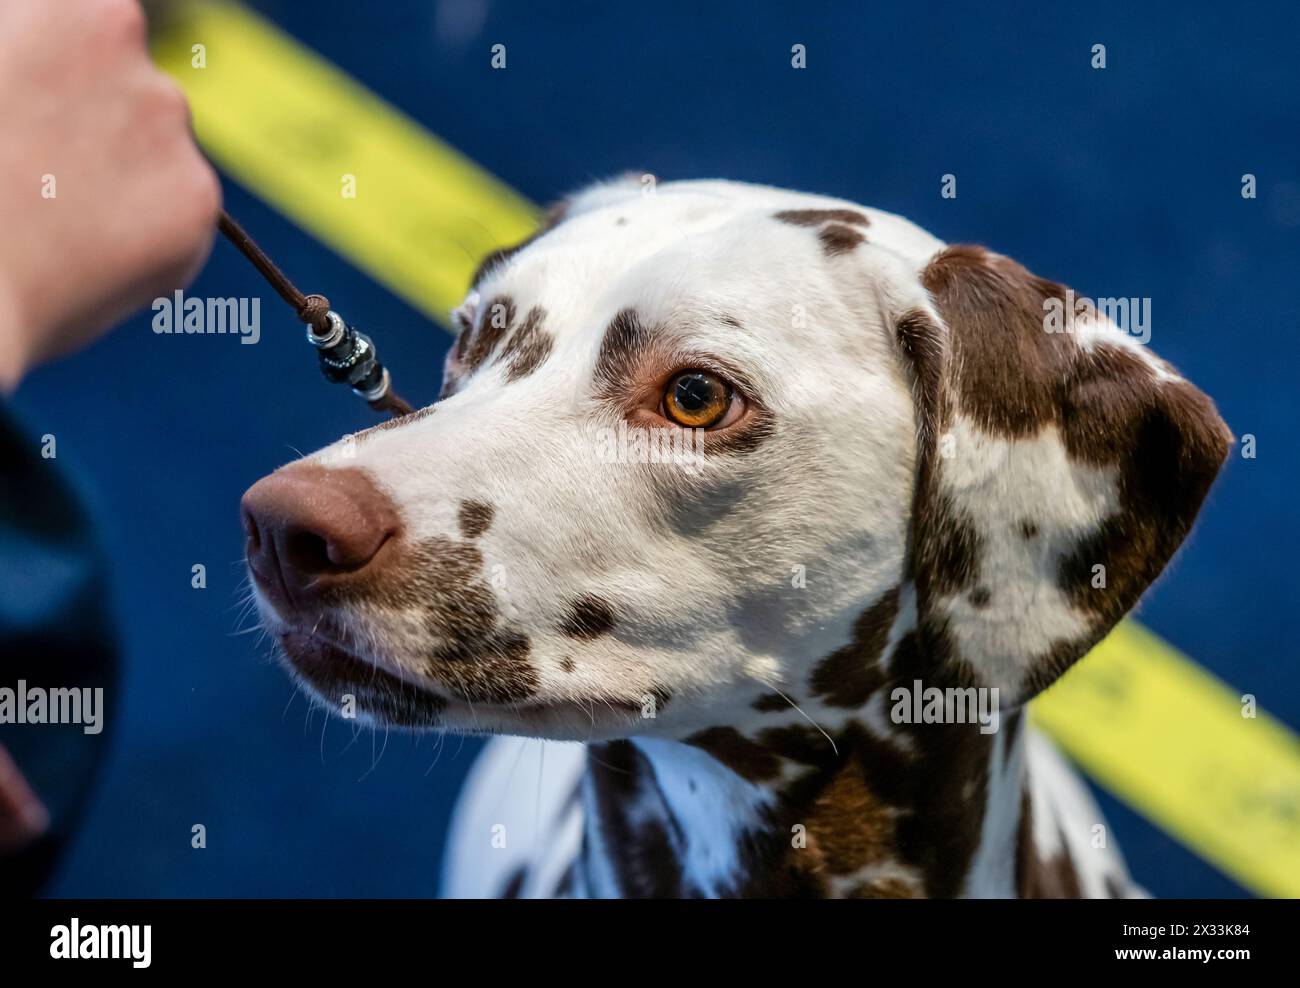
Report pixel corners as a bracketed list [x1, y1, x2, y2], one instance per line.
[757, 724, 833, 766]
[774, 209, 869, 257]
[895, 308, 981, 615]
[426, 626, 536, 705]
[587, 740, 684, 897]
[465, 295, 516, 370]
[559, 656, 575, 673]
[893, 720, 993, 898]
[752, 692, 791, 713]
[593, 308, 655, 397]
[817, 223, 866, 256]
[501, 305, 554, 381]
[1020, 520, 1039, 539]
[1015, 789, 1083, 898]
[715, 717, 990, 899]
[685, 726, 782, 783]
[1054, 344, 1233, 639]
[968, 586, 991, 608]
[597, 711, 998, 898]
[923, 496, 983, 600]
[560, 595, 616, 639]
[809, 588, 899, 708]
[847, 877, 919, 898]
[318, 534, 539, 705]
[774, 208, 870, 228]
[457, 500, 494, 539]
[801, 752, 900, 877]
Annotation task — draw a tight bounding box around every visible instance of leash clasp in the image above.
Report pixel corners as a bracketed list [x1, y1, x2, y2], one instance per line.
[308, 310, 393, 406]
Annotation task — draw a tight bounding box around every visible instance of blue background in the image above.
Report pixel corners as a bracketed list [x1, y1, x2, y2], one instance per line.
[13, 0, 1297, 896]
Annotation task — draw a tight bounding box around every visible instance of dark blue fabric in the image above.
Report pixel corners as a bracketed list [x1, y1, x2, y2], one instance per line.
[0, 405, 117, 895]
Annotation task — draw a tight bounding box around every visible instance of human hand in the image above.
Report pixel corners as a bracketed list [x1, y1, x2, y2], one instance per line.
[0, 0, 221, 392]
[0, 743, 48, 856]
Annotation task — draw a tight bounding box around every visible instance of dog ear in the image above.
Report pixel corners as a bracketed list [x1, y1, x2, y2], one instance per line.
[894, 245, 1232, 705]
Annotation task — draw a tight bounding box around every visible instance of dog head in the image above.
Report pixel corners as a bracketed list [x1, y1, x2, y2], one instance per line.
[242, 178, 1230, 742]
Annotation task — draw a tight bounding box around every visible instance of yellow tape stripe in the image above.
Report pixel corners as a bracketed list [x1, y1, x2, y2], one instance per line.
[154, 1, 1300, 898]
[1032, 623, 1300, 898]
[153, 1, 538, 324]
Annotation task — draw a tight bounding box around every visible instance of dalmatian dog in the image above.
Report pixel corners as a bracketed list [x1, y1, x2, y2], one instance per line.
[241, 178, 1231, 898]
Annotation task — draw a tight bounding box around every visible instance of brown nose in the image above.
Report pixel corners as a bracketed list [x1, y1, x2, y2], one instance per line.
[241, 464, 399, 614]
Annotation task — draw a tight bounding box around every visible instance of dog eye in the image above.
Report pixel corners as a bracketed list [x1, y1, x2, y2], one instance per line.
[663, 371, 733, 428]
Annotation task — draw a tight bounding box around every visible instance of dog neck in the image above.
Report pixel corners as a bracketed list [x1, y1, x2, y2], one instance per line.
[579, 708, 1032, 898]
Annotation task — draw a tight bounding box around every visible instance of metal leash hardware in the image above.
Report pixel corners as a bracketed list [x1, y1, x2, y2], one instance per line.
[216, 210, 413, 418]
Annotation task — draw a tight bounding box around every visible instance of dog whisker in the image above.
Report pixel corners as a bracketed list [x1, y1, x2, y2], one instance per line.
[752, 677, 839, 758]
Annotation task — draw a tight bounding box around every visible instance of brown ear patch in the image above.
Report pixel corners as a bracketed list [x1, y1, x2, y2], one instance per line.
[898, 245, 1232, 701]
[1057, 346, 1233, 597]
[919, 246, 1076, 437]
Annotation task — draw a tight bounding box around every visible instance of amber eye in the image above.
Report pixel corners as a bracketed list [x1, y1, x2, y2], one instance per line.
[663, 371, 732, 428]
